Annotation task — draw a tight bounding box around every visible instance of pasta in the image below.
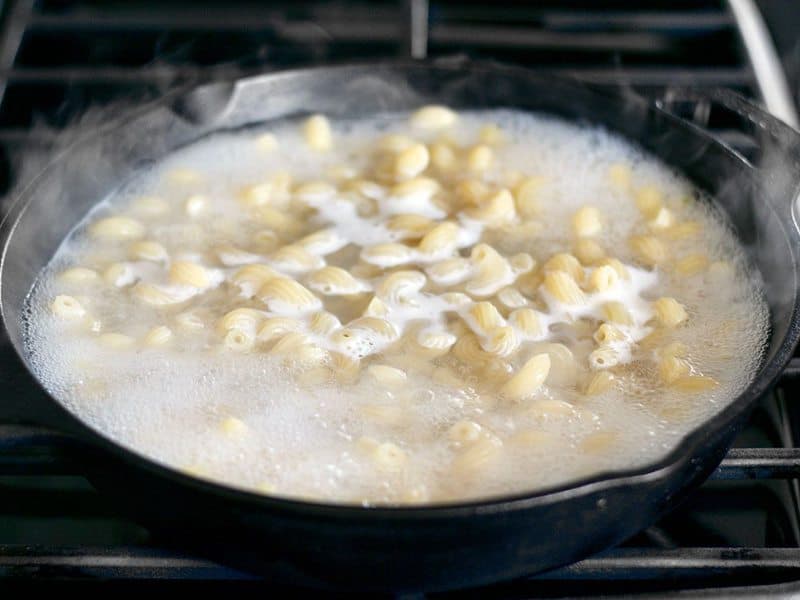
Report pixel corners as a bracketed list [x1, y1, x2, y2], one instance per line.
[416, 330, 458, 355]
[543, 270, 585, 305]
[220, 417, 249, 437]
[257, 317, 303, 343]
[303, 114, 332, 151]
[224, 328, 255, 352]
[169, 261, 210, 288]
[218, 308, 262, 334]
[410, 105, 457, 130]
[129, 240, 168, 262]
[367, 364, 407, 389]
[98, 332, 135, 349]
[266, 331, 307, 356]
[373, 442, 408, 471]
[252, 230, 280, 252]
[360, 403, 407, 427]
[508, 430, 555, 448]
[535, 343, 577, 387]
[448, 420, 483, 445]
[466, 144, 493, 172]
[103, 263, 133, 287]
[90, 217, 145, 240]
[215, 245, 262, 267]
[479, 123, 505, 146]
[584, 371, 615, 395]
[589, 346, 620, 369]
[608, 163, 631, 190]
[361, 243, 413, 267]
[271, 245, 324, 273]
[593, 323, 624, 345]
[509, 253, 535, 274]
[588, 265, 619, 292]
[255, 206, 302, 234]
[675, 254, 709, 277]
[659, 355, 690, 383]
[131, 195, 169, 217]
[59, 267, 99, 283]
[329, 352, 360, 383]
[378, 134, 414, 153]
[597, 258, 629, 280]
[653, 297, 688, 328]
[496, 287, 528, 310]
[528, 399, 577, 420]
[601, 302, 632, 325]
[375, 270, 426, 303]
[133, 282, 184, 306]
[659, 341, 689, 359]
[309, 311, 341, 336]
[453, 333, 493, 365]
[254, 133, 277, 152]
[143, 325, 173, 347]
[467, 301, 505, 335]
[257, 278, 321, 313]
[501, 353, 551, 400]
[465, 244, 515, 296]
[482, 326, 519, 357]
[648, 207, 674, 230]
[425, 257, 471, 286]
[456, 179, 489, 205]
[429, 141, 457, 171]
[346, 317, 400, 341]
[581, 431, 618, 453]
[391, 176, 440, 201]
[572, 206, 602, 238]
[386, 214, 435, 238]
[231, 264, 280, 294]
[451, 434, 502, 475]
[670, 375, 720, 392]
[51, 295, 86, 320]
[28, 105, 768, 506]
[175, 310, 206, 331]
[664, 220, 702, 240]
[464, 189, 516, 226]
[634, 186, 663, 218]
[362, 296, 389, 317]
[167, 168, 202, 184]
[629, 235, 669, 266]
[514, 176, 544, 219]
[394, 143, 430, 180]
[573, 239, 605, 265]
[297, 228, 346, 254]
[544, 253, 583, 282]
[508, 308, 542, 338]
[237, 182, 274, 208]
[418, 221, 460, 255]
[184, 194, 208, 218]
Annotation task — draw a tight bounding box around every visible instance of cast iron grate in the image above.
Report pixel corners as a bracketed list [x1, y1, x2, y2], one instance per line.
[0, 1, 799, 596]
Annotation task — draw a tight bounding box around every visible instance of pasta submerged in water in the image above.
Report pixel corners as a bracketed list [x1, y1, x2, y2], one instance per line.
[24, 108, 769, 505]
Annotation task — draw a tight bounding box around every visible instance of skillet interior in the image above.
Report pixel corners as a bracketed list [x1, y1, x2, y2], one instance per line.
[1, 62, 799, 590]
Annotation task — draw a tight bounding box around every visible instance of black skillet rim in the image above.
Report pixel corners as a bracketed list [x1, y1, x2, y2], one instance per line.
[1, 59, 799, 519]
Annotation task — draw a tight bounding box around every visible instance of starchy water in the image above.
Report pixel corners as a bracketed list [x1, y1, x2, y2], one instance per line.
[23, 108, 769, 505]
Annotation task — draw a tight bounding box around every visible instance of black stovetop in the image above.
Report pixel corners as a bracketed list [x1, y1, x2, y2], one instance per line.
[2, 1, 800, 596]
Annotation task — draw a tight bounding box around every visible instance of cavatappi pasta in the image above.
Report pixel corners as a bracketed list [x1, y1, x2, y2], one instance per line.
[25, 108, 768, 506]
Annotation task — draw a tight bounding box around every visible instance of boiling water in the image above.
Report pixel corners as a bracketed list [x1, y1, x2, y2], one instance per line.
[23, 109, 769, 505]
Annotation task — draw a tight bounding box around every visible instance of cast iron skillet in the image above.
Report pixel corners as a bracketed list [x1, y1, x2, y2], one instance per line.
[1, 61, 800, 591]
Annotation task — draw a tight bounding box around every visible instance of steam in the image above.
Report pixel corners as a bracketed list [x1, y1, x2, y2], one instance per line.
[3, 63, 799, 363]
